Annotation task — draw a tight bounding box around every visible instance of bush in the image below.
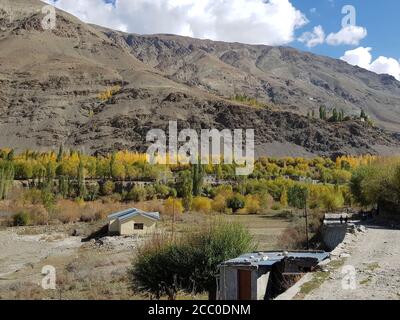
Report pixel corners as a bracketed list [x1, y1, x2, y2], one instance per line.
[22, 189, 42, 205]
[101, 181, 114, 196]
[191, 197, 212, 214]
[243, 195, 261, 214]
[277, 226, 306, 249]
[227, 194, 245, 213]
[129, 221, 256, 300]
[320, 191, 344, 212]
[212, 195, 227, 213]
[13, 211, 30, 226]
[126, 186, 147, 202]
[162, 197, 184, 216]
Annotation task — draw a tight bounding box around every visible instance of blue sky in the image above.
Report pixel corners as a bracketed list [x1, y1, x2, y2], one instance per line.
[47, 0, 400, 80]
[292, 0, 400, 60]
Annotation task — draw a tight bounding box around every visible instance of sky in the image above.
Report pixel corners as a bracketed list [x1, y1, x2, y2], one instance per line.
[45, 0, 400, 80]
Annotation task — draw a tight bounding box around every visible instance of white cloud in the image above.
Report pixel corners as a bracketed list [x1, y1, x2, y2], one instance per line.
[45, 0, 308, 45]
[298, 25, 325, 48]
[326, 25, 367, 46]
[341, 47, 400, 80]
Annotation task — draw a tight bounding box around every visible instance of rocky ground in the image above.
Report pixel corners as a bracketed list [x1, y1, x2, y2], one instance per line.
[300, 222, 400, 300]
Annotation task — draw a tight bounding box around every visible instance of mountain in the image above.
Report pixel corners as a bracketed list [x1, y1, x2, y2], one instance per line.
[0, 0, 399, 158]
[100, 30, 400, 132]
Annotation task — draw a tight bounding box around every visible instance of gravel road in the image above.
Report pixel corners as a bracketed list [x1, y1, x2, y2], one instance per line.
[304, 224, 400, 300]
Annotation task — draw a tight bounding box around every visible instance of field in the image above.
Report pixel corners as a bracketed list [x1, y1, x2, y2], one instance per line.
[0, 209, 291, 300]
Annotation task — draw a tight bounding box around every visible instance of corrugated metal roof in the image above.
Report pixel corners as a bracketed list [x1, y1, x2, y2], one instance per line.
[108, 208, 160, 222]
[107, 208, 137, 220]
[220, 251, 330, 267]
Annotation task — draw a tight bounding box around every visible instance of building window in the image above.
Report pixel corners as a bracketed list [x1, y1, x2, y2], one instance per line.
[134, 223, 144, 230]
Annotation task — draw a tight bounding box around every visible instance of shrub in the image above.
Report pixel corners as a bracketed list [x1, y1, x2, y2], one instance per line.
[126, 186, 147, 202]
[54, 200, 81, 224]
[227, 194, 245, 213]
[163, 197, 184, 216]
[101, 181, 114, 196]
[244, 195, 261, 214]
[211, 194, 227, 213]
[320, 191, 344, 212]
[129, 221, 256, 300]
[29, 206, 50, 225]
[22, 189, 42, 205]
[13, 211, 30, 226]
[277, 226, 306, 249]
[191, 196, 212, 214]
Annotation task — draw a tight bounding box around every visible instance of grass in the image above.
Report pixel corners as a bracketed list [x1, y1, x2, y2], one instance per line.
[295, 258, 345, 299]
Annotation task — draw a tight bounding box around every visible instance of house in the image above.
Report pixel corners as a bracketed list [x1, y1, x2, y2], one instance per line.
[217, 251, 329, 300]
[107, 208, 160, 236]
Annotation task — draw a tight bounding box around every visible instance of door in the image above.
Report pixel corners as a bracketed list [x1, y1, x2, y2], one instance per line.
[237, 269, 252, 300]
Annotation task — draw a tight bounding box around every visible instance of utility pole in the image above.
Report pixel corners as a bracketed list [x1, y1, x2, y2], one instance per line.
[304, 197, 310, 250]
[171, 198, 175, 242]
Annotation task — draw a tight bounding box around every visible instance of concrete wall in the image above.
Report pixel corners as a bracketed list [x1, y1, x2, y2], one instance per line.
[120, 215, 157, 236]
[108, 215, 157, 236]
[256, 269, 270, 300]
[218, 266, 238, 300]
[218, 266, 269, 300]
[321, 224, 347, 251]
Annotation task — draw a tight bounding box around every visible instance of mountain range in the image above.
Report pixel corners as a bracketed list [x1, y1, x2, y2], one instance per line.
[1, 0, 400, 158]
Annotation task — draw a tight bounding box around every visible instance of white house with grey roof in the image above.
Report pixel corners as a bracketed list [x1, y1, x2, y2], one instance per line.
[108, 208, 160, 236]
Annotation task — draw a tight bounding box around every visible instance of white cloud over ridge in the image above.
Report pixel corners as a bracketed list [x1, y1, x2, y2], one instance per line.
[298, 25, 325, 48]
[341, 47, 400, 81]
[326, 25, 367, 46]
[45, 0, 308, 45]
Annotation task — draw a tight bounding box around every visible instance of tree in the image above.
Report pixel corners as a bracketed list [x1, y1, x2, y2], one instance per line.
[129, 221, 256, 300]
[126, 186, 147, 202]
[319, 105, 327, 120]
[280, 187, 288, 207]
[101, 180, 114, 196]
[192, 164, 204, 196]
[57, 145, 64, 163]
[227, 194, 245, 213]
[7, 149, 14, 161]
[176, 170, 193, 211]
[331, 108, 338, 122]
[288, 185, 308, 209]
[77, 154, 87, 200]
[0, 162, 14, 200]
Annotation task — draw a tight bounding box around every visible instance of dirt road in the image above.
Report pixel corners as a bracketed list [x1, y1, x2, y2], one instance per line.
[302, 224, 400, 300]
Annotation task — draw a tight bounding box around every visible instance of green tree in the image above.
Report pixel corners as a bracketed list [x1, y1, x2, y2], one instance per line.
[77, 154, 87, 200]
[192, 163, 204, 196]
[176, 170, 193, 211]
[288, 184, 308, 209]
[227, 194, 245, 213]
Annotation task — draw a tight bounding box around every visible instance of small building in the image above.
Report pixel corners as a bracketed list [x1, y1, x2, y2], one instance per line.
[107, 208, 160, 236]
[217, 251, 329, 300]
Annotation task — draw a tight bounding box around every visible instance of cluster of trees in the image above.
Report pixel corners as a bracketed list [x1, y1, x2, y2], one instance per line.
[129, 221, 256, 300]
[314, 106, 373, 125]
[350, 158, 400, 210]
[231, 94, 269, 109]
[317, 106, 346, 122]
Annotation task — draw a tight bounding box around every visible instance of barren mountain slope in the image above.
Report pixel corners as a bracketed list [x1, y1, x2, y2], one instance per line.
[100, 31, 400, 132]
[0, 0, 399, 157]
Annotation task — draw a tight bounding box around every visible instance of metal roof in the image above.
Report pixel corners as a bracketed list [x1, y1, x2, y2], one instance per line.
[219, 251, 330, 267]
[108, 208, 160, 222]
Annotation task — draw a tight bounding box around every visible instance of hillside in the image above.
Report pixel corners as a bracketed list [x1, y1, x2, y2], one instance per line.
[0, 0, 399, 157]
